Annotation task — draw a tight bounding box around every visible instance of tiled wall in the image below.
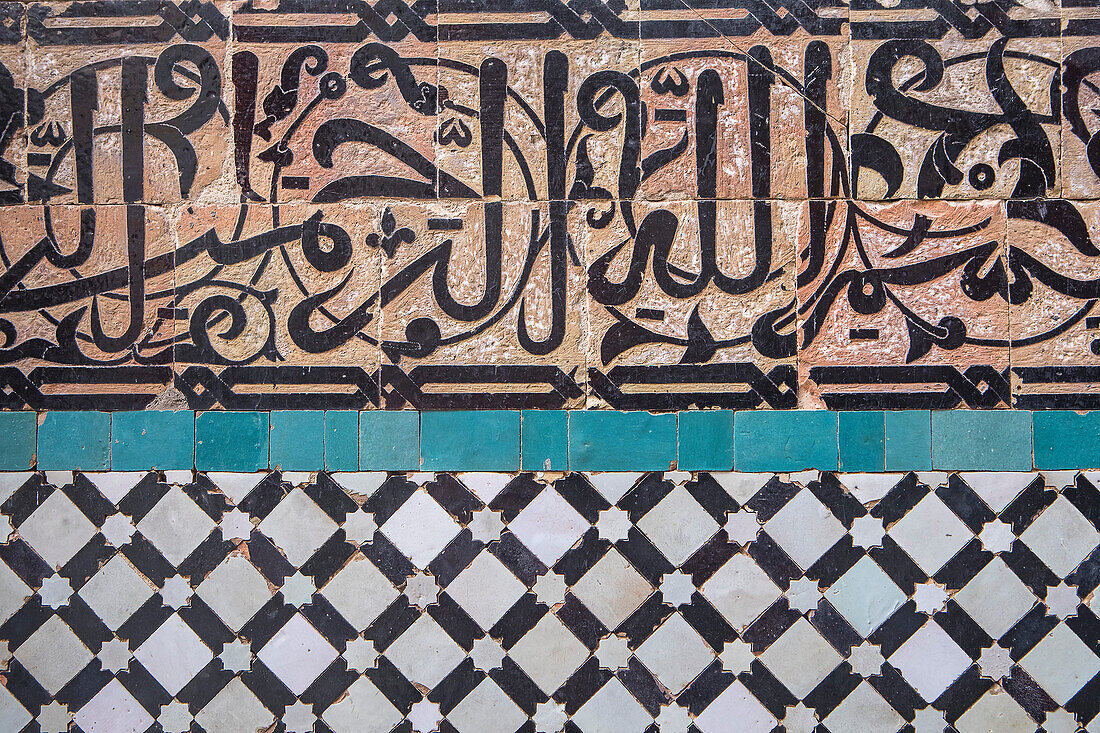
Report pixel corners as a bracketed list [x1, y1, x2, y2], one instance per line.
[5, 408, 1100, 473]
[0, 2, 1096, 412]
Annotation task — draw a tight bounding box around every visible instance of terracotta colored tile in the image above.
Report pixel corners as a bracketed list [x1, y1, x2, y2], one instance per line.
[26, 2, 232, 204]
[0, 3, 24, 206]
[230, 6, 437, 205]
[1008, 200, 1100, 408]
[379, 200, 586, 408]
[436, 37, 638, 202]
[582, 199, 797, 409]
[0, 204, 175, 406]
[848, 37, 1061, 200]
[1062, 34, 1100, 199]
[172, 203, 380, 409]
[638, 34, 849, 201]
[795, 199, 1011, 409]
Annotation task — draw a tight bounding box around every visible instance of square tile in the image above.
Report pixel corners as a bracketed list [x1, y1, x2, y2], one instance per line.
[444, 551, 527, 630]
[18, 488, 97, 568]
[508, 612, 590, 694]
[14, 615, 92, 695]
[257, 613, 339, 696]
[521, 409, 567, 471]
[759, 617, 842, 698]
[134, 614, 213, 696]
[111, 411, 194, 471]
[195, 411, 269, 472]
[38, 410, 110, 471]
[383, 613, 466, 689]
[569, 410, 677, 472]
[269, 410, 324, 471]
[888, 621, 972, 702]
[359, 410, 419, 471]
[637, 485, 719, 566]
[420, 410, 520, 471]
[0, 412, 35, 470]
[571, 548, 654, 630]
[735, 411, 838, 472]
[379, 489, 462, 568]
[1019, 624, 1100, 706]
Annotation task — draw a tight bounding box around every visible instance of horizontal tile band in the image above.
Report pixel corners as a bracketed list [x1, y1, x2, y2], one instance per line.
[0, 409, 1094, 473]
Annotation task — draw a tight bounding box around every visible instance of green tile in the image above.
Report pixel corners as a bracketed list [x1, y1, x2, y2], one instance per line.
[112, 411, 194, 471]
[38, 411, 111, 471]
[422, 411, 519, 471]
[885, 410, 932, 471]
[678, 411, 734, 471]
[195, 412, 268, 472]
[839, 411, 884, 473]
[569, 411, 677, 472]
[0, 412, 36, 470]
[734, 411, 838, 472]
[360, 411, 419, 471]
[270, 411, 324, 470]
[522, 410, 567, 471]
[325, 411, 359, 471]
[931, 410, 1032, 471]
[1034, 411, 1100, 470]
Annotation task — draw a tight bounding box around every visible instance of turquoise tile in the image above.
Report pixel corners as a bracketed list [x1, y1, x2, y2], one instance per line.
[112, 411, 194, 471]
[839, 411, 884, 473]
[0, 412, 36, 470]
[678, 411, 734, 471]
[522, 410, 567, 471]
[270, 411, 324, 470]
[569, 411, 677, 472]
[931, 410, 1032, 471]
[734, 411, 838, 472]
[325, 411, 359, 471]
[1034, 411, 1100, 470]
[195, 412, 268, 472]
[38, 411, 111, 471]
[422, 411, 519, 471]
[885, 410, 932, 471]
[360, 411, 419, 471]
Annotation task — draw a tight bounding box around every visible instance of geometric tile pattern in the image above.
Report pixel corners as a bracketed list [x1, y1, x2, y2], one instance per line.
[1, 469, 1097, 733]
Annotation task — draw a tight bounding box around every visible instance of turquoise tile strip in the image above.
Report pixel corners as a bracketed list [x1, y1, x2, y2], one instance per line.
[885, 410, 932, 472]
[112, 411, 194, 471]
[325, 411, 359, 471]
[931, 410, 1033, 471]
[37, 411, 110, 471]
[569, 411, 677, 471]
[839, 411, 884, 473]
[360, 411, 419, 471]
[0, 412, 35, 470]
[735, 410, 839, 472]
[270, 410, 324, 470]
[8, 408, 1100, 472]
[195, 411, 269, 472]
[678, 410, 734, 471]
[521, 410, 567, 471]
[422, 411, 520, 471]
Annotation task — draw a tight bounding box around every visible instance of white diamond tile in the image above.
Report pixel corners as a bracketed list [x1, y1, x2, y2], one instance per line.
[196, 555, 274, 631]
[760, 618, 842, 698]
[764, 490, 846, 570]
[701, 553, 781, 631]
[383, 614, 466, 689]
[194, 677, 273, 733]
[136, 487, 215, 566]
[889, 621, 972, 701]
[957, 473, 1037, 513]
[695, 680, 775, 733]
[257, 613, 339, 696]
[509, 612, 590, 694]
[78, 555, 153, 630]
[445, 551, 526, 630]
[14, 616, 92, 694]
[73, 679, 153, 733]
[380, 490, 462, 568]
[321, 555, 397, 631]
[447, 678, 527, 733]
[18, 490, 97, 569]
[955, 688, 1035, 733]
[571, 549, 653, 630]
[635, 613, 714, 694]
[0, 681, 31, 732]
[888, 493, 972, 575]
[322, 677, 403, 733]
[507, 489, 589, 565]
[637, 486, 719, 566]
[134, 615, 212, 696]
[824, 682, 904, 733]
[953, 558, 1036, 639]
[0, 557, 30, 625]
[1019, 624, 1100, 706]
[824, 555, 906, 638]
[572, 677, 652, 733]
[1020, 496, 1100, 577]
[258, 488, 338, 566]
